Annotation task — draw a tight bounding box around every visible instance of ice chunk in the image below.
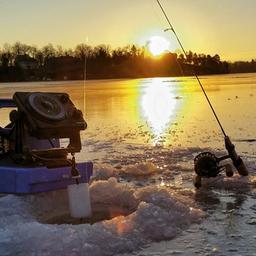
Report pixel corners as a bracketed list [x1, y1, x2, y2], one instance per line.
[123, 162, 159, 176]
[0, 176, 204, 256]
[90, 177, 138, 211]
[92, 164, 118, 180]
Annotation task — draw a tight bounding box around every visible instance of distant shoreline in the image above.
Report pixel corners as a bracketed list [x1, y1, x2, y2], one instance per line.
[1, 71, 256, 84]
[1, 42, 255, 83]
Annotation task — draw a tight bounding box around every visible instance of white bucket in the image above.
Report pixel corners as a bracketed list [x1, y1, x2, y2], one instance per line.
[67, 183, 92, 218]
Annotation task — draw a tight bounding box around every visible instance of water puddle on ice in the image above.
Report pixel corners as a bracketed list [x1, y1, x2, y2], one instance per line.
[43, 208, 134, 225]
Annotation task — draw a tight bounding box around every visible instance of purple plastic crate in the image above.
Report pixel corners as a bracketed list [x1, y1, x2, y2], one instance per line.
[0, 162, 93, 194]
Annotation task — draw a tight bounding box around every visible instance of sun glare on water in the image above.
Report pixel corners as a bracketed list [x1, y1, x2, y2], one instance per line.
[148, 36, 170, 56]
[140, 79, 177, 143]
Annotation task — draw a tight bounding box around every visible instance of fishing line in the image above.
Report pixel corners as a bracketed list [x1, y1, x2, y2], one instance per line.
[148, 3, 185, 76]
[83, 37, 89, 119]
[83, 54, 87, 118]
[155, 0, 227, 137]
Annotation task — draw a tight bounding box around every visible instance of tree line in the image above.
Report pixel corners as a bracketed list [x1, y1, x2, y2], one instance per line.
[0, 42, 255, 82]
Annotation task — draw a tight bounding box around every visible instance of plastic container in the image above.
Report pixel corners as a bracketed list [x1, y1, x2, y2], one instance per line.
[68, 182, 92, 218]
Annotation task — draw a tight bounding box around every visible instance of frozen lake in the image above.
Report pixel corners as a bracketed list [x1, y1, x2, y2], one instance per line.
[1, 73, 256, 255]
[1, 73, 256, 156]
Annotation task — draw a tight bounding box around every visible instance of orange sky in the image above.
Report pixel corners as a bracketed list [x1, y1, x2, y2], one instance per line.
[0, 0, 255, 61]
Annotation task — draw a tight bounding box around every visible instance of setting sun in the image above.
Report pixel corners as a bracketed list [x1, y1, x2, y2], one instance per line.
[148, 36, 170, 56]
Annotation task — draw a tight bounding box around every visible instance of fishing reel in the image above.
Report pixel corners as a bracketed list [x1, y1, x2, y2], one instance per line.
[193, 136, 248, 188]
[0, 92, 86, 169]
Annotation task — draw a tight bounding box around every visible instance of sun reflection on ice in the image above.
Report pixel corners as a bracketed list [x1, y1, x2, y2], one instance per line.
[140, 79, 178, 144]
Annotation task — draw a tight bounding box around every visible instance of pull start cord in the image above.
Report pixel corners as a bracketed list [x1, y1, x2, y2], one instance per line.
[156, 0, 227, 137]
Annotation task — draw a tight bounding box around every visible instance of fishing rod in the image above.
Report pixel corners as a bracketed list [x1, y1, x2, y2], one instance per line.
[155, 0, 248, 188]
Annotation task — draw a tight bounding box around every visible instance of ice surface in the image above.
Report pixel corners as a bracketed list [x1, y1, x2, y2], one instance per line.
[1, 133, 256, 256]
[200, 174, 256, 190]
[1, 146, 256, 256]
[1, 138, 256, 256]
[0, 174, 204, 256]
[1, 73, 256, 256]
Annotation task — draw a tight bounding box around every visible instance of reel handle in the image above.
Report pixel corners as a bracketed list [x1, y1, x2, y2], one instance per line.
[225, 136, 238, 160]
[224, 136, 248, 176]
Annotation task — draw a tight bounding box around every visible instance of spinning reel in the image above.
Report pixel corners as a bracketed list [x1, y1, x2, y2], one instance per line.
[193, 136, 248, 188]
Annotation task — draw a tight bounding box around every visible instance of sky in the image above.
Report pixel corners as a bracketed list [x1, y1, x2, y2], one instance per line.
[0, 0, 255, 61]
